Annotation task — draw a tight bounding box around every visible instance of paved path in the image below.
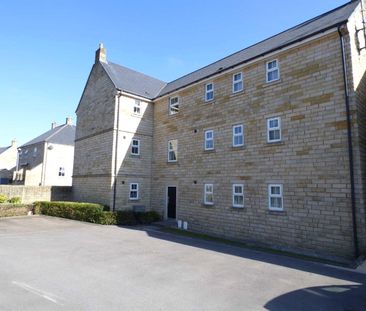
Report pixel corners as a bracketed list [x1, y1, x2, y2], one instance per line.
[0, 216, 365, 310]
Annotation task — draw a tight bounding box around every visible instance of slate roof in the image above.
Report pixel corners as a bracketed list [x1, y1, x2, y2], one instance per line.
[21, 124, 76, 147]
[0, 147, 8, 155]
[100, 1, 360, 100]
[157, 0, 360, 97]
[101, 62, 166, 99]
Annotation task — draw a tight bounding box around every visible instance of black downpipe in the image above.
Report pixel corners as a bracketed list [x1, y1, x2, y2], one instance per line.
[338, 26, 359, 258]
[112, 91, 122, 212]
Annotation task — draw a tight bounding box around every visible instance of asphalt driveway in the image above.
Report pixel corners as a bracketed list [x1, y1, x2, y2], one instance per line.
[0, 216, 365, 310]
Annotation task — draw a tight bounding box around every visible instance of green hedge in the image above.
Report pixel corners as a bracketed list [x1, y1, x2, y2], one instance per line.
[34, 201, 161, 225]
[34, 201, 104, 223]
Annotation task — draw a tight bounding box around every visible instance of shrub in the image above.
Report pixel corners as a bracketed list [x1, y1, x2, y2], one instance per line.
[135, 211, 161, 224]
[0, 195, 8, 203]
[33, 201, 161, 226]
[99, 211, 117, 225]
[116, 210, 138, 225]
[8, 197, 21, 204]
[0, 204, 33, 217]
[34, 201, 104, 223]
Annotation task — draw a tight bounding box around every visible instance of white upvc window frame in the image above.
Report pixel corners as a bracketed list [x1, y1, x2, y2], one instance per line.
[33, 147, 37, 157]
[129, 183, 139, 200]
[133, 100, 141, 115]
[169, 96, 179, 115]
[131, 139, 140, 155]
[232, 184, 244, 208]
[205, 83, 214, 102]
[167, 139, 178, 162]
[268, 184, 283, 211]
[266, 59, 280, 83]
[232, 72, 244, 93]
[267, 117, 281, 143]
[204, 130, 214, 151]
[232, 124, 244, 147]
[204, 183, 214, 205]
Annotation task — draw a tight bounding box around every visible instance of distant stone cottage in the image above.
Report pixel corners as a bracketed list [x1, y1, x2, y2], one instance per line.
[73, 1, 366, 260]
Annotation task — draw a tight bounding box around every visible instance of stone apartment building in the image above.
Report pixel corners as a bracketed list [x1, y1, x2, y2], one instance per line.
[73, 0, 366, 260]
[14, 118, 76, 186]
[0, 140, 18, 184]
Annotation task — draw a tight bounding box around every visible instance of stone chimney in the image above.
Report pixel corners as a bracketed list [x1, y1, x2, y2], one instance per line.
[51, 122, 57, 129]
[95, 43, 107, 64]
[11, 139, 17, 147]
[66, 117, 72, 125]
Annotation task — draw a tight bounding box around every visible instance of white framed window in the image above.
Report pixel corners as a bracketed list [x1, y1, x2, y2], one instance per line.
[33, 147, 37, 157]
[204, 184, 214, 205]
[232, 72, 243, 93]
[129, 183, 139, 200]
[266, 59, 280, 83]
[205, 83, 214, 101]
[133, 100, 141, 115]
[131, 139, 140, 155]
[169, 97, 179, 115]
[58, 167, 65, 177]
[232, 184, 244, 208]
[168, 139, 178, 162]
[267, 117, 281, 143]
[232, 124, 244, 147]
[24, 149, 28, 155]
[204, 130, 214, 150]
[268, 184, 283, 211]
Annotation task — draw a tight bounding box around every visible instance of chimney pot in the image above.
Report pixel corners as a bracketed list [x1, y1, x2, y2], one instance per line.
[95, 43, 107, 64]
[66, 117, 72, 125]
[51, 122, 57, 129]
[11, 139, 17, 147]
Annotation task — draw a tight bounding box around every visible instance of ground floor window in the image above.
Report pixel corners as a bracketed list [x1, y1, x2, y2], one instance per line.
[204, 184, 214, 205]
[129, 183, 139, 200]
[232, 184, 244, 207]
[268, 184, 283, 210]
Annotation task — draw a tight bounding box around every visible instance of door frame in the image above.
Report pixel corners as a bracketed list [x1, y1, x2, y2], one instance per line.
[165, 185, 177, 220]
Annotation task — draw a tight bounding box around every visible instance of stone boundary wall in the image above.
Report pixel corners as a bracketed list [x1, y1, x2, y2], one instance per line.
[0, 186, 72, 204]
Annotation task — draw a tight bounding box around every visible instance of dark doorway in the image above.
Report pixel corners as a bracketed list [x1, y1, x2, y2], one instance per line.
[167, 187, 176, 219]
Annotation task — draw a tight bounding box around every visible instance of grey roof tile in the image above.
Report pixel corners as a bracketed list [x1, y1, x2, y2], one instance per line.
[0, 147, 8, 155]
[21, 124, 76, 147]
[101, 62, 166, 99]
[156, 0, 359, 97]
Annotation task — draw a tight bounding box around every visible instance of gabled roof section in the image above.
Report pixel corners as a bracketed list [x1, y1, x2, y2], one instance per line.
[157, 0, 360, 97]
[101, 62, 166, 99]
[21, 124, 76, 147]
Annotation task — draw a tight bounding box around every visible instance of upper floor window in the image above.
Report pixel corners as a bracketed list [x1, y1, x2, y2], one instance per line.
[24, 149, 29, 155]
[268, 184, 283, 211]
[205, 83, 214, 102]
[232, 72, 243, 93]
[131, 139, 140, 155]
[129, 183, 139, 200]
[232, 184, 244, 208]
[266, 59, 280, 83]
[267, 117, 281, 143]
[33, 147, 37, 157]
[204, 130, 214, 150]
[169, 97, 179, 115]
[168, 139, 178, 162]
[204, 184, 214, 205]
[232, 124, 244, 147]
[59, 167, 65, 177]
[133, 100, 141, 115]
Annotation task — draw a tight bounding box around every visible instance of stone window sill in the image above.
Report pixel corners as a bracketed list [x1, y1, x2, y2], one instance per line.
[230, 90, 245, 98]
[231, 145, 245, 151]
[267, 210, 287, 216]
[202, 203, 214, 208]
[266, 141, 285, 147]
[261, 79, 282, 88]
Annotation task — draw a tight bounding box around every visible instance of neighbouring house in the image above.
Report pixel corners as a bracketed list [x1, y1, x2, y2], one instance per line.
[14, 118, 76, 186]
[73, 1, 366, 260]
[0, 140, 18, 184]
